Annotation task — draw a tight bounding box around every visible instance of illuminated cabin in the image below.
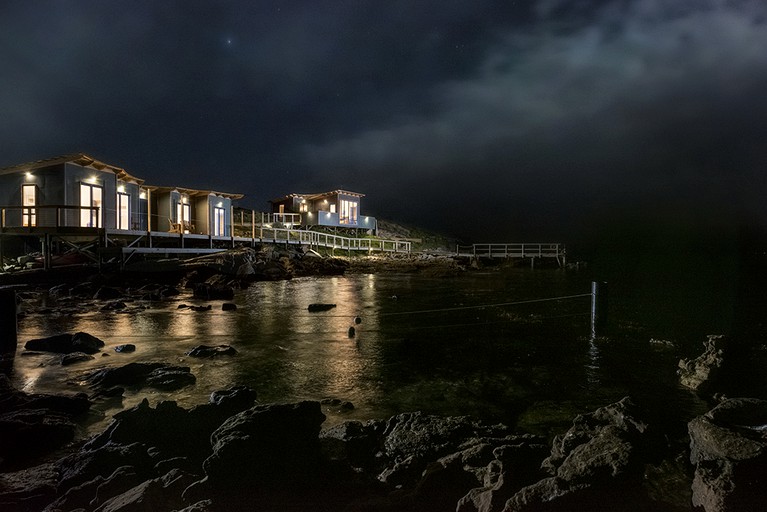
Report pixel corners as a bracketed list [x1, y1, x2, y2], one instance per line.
[0, 153, 241, 236]
[269, 190, 377, 234]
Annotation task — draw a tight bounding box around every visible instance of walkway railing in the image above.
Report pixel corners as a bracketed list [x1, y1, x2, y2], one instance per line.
[253, 227, 410, 253]
[456, 243, 563, 259]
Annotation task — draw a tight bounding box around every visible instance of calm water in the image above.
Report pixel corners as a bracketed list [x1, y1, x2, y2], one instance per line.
[11, 261, 755, 436]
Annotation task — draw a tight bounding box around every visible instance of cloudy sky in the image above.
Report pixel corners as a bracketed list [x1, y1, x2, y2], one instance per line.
[1, 0, 765, 243]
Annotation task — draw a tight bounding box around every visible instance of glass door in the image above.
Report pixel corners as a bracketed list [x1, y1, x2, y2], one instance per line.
[117, 192, 130, 229]
[22, 184, 36, 227]
[80, 183, 103, 227]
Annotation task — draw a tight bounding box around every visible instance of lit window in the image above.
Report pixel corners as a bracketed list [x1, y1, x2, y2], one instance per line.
[22, 184, 36, 227]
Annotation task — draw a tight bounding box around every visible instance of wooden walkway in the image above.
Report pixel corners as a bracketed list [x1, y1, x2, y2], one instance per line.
[456, 243, 565, 266]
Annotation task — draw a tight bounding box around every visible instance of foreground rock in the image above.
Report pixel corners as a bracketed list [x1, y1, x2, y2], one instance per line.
[498, 397, 664, 511]
[0, 375, 91, 466]
[688, 398, 767, 512]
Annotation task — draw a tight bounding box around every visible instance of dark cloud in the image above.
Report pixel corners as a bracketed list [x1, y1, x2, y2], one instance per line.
[1, 0, 765, 244]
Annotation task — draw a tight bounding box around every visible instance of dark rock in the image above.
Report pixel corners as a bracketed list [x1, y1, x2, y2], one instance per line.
[114, 344, 136, 353]
[100, 301, 127, 311]
[186, 345, 237, 358]
[308, 303, 336, 312]
[61, 352, 95, 366]
[202, 401, 326, 507]
[0, 409, 78, 462]
[190, 305, 212, 312]
[0, 462, 58, 512]
[93, 286, 122, 300]
[24, 332, 105, 354]
[320, 420, 385, 471]
[192, 283, 234, 300]
[209, 385, 257, 408]
[86, 388, 258, 464]
[503, 397, 661, 511]
[56, 442, 153, 492]
[221, 302, 237, 311]
[145, 366, 196, 390]
[688, 398, 767, 512]
[87, 362, 195, 391]
[93, 468, 197, 512]
[678, 334, 728, 393]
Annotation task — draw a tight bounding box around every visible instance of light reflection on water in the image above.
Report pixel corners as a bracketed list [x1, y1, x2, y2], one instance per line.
[12, 269, 714, 434]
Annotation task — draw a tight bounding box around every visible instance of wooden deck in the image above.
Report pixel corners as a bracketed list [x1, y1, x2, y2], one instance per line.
[0, 225, 412, 271]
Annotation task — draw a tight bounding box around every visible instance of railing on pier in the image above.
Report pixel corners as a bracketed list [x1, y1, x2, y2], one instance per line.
[456, 243, 563, 259]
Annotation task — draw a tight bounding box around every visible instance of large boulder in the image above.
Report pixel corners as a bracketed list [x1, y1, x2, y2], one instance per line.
[200, 401, 326, 508]
[678, 335, 728, 393]
[24, 331, 105, 354]
[502, 397, 661, 511]
[688, 398, 767, 512]
[87, 362, 196, 391]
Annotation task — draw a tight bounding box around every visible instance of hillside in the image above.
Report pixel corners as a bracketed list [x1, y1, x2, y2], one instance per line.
[376, 219, 461, 252]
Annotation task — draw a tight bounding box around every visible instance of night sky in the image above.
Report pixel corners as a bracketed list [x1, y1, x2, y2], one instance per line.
[2, 0, 766, 244]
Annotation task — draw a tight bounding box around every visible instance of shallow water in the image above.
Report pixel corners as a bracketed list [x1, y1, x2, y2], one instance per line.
[11, 264, 745, 436]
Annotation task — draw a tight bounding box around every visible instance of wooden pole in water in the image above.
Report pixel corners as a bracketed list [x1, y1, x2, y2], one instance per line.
[591, 281, 608, 338]
[0, 288, 17, 371]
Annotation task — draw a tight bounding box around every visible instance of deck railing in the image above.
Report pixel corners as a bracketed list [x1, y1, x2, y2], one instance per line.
[0, 205, 101, 229]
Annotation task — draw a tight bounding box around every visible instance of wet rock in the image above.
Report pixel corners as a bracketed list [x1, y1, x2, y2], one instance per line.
[61, 352, 95, 366]
[678, 334, 728, 393]
[688, 398, 767, 512]
[114, 344, 136, 353]
[100, 301, 127, 311]
[221, 302, 237, 311]
[192, 283, 234, 300]
[307, 303, 336, 312]
[185, 344, 237, 358]
[209, 385, 257, 408]
[24, 331, 105, 354]
[144, 366, 196, 390]
[87, 362, 195, 391]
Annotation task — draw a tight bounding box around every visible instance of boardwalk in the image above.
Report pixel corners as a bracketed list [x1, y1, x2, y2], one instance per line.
[456, 243, 565, 266]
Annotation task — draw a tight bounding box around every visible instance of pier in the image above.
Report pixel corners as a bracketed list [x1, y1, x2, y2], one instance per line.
[456, 243, 565, 266]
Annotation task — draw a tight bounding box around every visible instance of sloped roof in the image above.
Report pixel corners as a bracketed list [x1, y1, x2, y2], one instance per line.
[0, 153, 144, 184]
[145, 185, 244, 200]
[270, 189, 365, 203]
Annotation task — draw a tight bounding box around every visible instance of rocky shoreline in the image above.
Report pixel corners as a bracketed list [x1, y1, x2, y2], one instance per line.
[2, 248, 766, 511]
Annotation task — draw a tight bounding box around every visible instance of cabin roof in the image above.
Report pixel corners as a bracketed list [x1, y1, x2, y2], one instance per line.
[145, 185, 244, 200]
[0, 153, 145, 184]
[269, 189, 365, 204]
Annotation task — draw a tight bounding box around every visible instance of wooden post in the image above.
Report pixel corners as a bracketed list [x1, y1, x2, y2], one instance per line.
[591, 281, 608, 338]
[0, 288, 17, 371]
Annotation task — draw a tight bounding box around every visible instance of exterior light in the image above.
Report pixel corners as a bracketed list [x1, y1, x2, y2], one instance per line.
[326, 212, 331, 218]
[139, 191, 146, 199]
[364, 217, 369, 223]
[25, 172, 32, 179]
[323, 199, 327, 204]
[117, 185, 125, 193]
[217, 201, 224, 207]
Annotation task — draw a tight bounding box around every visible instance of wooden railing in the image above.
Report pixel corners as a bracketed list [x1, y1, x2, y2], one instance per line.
[246, 227, 410, 253]
[0, 205, 101, 229]
[456, 243, 564, 259]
